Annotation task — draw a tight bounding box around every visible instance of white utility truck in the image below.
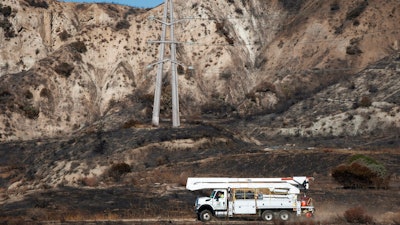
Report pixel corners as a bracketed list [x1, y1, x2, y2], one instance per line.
[186, 176, 314, 222]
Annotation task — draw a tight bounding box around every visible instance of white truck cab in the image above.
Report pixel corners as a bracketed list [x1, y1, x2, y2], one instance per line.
[187, 177, 314, 222]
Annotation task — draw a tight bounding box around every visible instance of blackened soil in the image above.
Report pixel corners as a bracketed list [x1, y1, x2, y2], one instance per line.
[0, 123, 399, 224]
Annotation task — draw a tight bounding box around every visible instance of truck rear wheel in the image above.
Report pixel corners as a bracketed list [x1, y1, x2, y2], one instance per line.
[279, 210, 290, 221]
[199, 210, 212, 222]
[261, 210, 274, 221]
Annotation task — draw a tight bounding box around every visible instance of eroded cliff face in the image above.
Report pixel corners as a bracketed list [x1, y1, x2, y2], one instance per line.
[0, 0, 153, 140]
[0, 0, 399, 141]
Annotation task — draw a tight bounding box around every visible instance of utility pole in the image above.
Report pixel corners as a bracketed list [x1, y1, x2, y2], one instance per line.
[148, 0, 180, 127]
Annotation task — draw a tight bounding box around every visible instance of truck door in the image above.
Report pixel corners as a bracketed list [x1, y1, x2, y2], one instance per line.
[233, 189, 256, 214]
[212, 190, 227, 211]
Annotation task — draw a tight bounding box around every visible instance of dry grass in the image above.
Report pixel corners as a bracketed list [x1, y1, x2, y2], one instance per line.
[343, 206, 373, 224]
[61, 211, 121, 221]
[80, 176, 99, 187]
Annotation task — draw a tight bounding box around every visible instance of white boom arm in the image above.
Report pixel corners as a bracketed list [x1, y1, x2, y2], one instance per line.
[186, 177, 312, 194]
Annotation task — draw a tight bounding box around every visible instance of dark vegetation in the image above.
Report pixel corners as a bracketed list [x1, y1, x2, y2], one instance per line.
[116, 20, 131, 30]
[344, 206, 374, 224]
[0, 4, 11, 17]
[107, 162, 131, 181]
[219, 71, 233, 80]
[346, 38, 363, 55]
[55, 62, 74, 77]
[358, 96, 372, 108]
[279, 0, 304, 12]
[0, 4, 15, 38]
[0, 90, 12, 104]
[69, 41, 87, 53]
[330, 2, 340, 12]
[20, 104, 39, 119]
[39, 88, 51, 98]
[346, 0, 368, 21]
[334, 1, 369, 34]
[201, 100, 236, 118]
[235, 8, 243, 15]
[58, 30, 71, 41]
[215, 20, 234, 45]
[24, 0, 49, 9]
[122, 119, 143, 129]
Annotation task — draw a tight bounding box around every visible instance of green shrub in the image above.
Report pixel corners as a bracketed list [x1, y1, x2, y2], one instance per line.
[348, 154, 388, 177]
[332, 154, 390, 189]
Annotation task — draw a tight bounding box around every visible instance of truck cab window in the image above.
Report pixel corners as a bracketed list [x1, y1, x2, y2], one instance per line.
[215, 191, 224, 199]
[210, 190, 216, 198]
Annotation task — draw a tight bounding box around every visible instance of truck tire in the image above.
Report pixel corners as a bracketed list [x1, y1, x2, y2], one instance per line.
[199, 210, 212, 222]
[279, 210, 290, 221]
[261, 210, 274, 221]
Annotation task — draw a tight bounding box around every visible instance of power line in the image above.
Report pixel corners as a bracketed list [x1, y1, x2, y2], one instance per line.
[180, 63, 395, 79]
[147, 28, 399, 47]
[149, 1, 400, 47]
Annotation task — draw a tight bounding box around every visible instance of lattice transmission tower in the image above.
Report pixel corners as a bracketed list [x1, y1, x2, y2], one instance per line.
[148, 0, 186, 127]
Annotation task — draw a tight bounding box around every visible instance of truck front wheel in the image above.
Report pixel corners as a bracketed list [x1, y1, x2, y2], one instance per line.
[199, 210, 212, 222]
[261, 210, 274, 221]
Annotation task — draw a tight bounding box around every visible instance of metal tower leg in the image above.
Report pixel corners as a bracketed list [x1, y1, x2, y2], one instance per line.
[152, 1, 169, 126]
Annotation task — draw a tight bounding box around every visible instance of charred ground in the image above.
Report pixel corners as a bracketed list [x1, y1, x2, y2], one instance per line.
[0, 122, 399, 224]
